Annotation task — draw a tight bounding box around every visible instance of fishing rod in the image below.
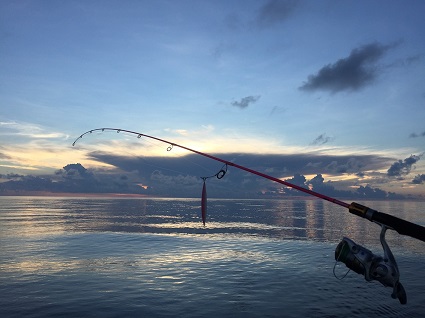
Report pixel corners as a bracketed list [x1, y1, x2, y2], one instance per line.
[73, 127, 424, 304]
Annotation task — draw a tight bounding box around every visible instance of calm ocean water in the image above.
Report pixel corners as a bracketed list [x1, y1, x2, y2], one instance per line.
[0, 196, 424, 317]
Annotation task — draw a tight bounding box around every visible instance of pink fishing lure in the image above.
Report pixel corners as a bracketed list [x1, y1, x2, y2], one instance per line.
[201, 181, 207, 225]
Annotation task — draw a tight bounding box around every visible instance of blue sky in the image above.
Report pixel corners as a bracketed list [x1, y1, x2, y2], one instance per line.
[1, 0, 424, 198]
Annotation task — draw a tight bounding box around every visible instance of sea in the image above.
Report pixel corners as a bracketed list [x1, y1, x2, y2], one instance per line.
[0, 196, 424, 318]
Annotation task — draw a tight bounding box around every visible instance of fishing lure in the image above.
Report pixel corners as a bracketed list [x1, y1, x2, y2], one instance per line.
[199, 164, 227, 225]
[201, 179, 206, 226]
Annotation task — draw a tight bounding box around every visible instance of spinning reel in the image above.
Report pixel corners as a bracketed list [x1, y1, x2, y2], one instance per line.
[334, 203, 408, 304]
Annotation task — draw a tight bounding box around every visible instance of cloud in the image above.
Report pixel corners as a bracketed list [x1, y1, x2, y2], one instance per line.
[308, 173, 324, 186]
[269, 106, 286, 115]
[0, 163, 127, 195]
[409, 131, 425, 138]
[387, 154, 420, 177]
[0, 175, 55, 192]
[355, 185, 396, 199]
[412, 174, 425, 184]
[0, 173, 24, 180]
[299, 42, 396, 93]
[303, 173, 354, 198]
[310, 133, 333, 146]
[150, 170, 199, 186]
[324, 157, 366, 174]
[89, 152, 390, 179]
[284, 173, 307, 187]
[0, 153, 409, 199]
[60, 163, 92, 179]
[0, 120, 69, 140]
[231, 95, 261, 109]
[82, 151, 395, 198]
[256, 0, 299, 28]
[283, 173, 404, 200]
[387, 54, 423, 68]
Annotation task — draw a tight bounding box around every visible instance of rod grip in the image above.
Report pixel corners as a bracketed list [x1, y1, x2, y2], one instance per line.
[372, 211, 425, 242]
[349, 202, 425, 242]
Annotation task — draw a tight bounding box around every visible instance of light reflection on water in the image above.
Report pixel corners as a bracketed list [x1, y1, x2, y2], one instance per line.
[2, 197, 423, 252]
[0, 197, 424, 317]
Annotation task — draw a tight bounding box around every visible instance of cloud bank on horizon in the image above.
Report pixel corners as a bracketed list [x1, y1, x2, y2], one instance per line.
[0, 150, 422, 199]
[0, 0, 424, 198]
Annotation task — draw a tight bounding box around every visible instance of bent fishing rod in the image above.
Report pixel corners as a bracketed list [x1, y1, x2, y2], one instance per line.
[73, 127, 424, 304]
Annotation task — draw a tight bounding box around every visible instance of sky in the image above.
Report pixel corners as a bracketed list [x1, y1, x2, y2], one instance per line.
[0, 0, 424, 199]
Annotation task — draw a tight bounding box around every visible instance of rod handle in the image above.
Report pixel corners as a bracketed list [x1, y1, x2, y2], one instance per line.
[349, 202, 425, 242]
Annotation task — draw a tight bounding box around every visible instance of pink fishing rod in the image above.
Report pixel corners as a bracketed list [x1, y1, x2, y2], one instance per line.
[73, 128, 425, 242]
[73, 128, 349, 207]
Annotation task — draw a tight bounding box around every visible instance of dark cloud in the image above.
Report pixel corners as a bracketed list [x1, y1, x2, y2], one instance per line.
[231, 95, 261, 109]
[0, 175, 54, 193]
[151, 170, 199, 185]
[356, 185, 392, 199]
[304, 173, 354, 198]
[325, 158, 366, 174]
[83, 151, 394, 198]
[409, 131, 425, 138]
[412, 174, 425, 184]
[300, 42, 395, 93]
[310, 133, 332, 146]
[283, 174, 403, 200]
[60, 163, 91, 179]
[1, 152, 413, 199]
[256, 0, 299, 28]
[387, 155, 420, 177]
[0, 162, 152, 195]
[356, 172, 365, 178]
[308, 174, 324, 187]
[284, 173, 307, 187]
[0, 173, 24, 180]
[89, 152, 390, 180]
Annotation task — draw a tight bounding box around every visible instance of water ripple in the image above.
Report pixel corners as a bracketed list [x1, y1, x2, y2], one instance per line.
[1, 197, 424, 317]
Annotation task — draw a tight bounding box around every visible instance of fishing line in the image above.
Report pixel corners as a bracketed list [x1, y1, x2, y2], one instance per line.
[86, 129, 199, 177]
[201, 163, 228, 181]
[127, 129, 225, 179]
[198, 163, 228, 226]
[164, 141, 226, 177]
[102, 128, 229, 181]
[333, 248, 350, 280]
[145, 137, 228, 227]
